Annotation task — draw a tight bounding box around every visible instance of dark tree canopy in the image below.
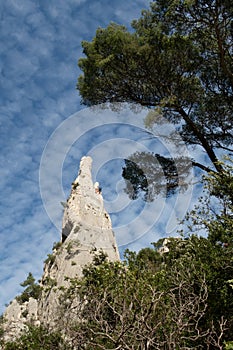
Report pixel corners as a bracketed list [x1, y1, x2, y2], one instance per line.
[77, 0, 233, 188]
[122, 152, 191, 200]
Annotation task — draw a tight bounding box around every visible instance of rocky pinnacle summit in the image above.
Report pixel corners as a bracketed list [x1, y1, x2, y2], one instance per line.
[61, 155, 119, 262]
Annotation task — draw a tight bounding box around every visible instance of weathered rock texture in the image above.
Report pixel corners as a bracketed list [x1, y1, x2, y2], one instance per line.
[3, 156, 120, 340]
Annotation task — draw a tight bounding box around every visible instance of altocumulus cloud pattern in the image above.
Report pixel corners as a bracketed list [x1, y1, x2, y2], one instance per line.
[0, 0, 196, 313]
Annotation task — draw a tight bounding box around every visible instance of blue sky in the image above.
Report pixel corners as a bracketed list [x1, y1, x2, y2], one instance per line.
[0, 0, 201, 313]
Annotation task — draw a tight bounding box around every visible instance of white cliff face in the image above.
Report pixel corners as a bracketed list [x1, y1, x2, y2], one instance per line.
[62, 156, 118, 258]
[3, 156, 120, 338]
[3, 298, 39, 343]
[50, 155, 119, 282]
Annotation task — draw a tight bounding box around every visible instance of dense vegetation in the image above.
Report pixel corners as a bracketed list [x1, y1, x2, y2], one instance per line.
[2, 325, 69, 350]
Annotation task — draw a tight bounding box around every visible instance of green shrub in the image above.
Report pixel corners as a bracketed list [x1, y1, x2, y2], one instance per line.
[52, 241, 62, 251]
[16, 273, 42, 304]
[44, 253, 56, 265]
[225, 341, 233, 350]
[4, 324, 69, 350]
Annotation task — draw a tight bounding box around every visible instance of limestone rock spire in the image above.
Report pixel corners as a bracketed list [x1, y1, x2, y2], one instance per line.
[61, 155, 119, 261]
